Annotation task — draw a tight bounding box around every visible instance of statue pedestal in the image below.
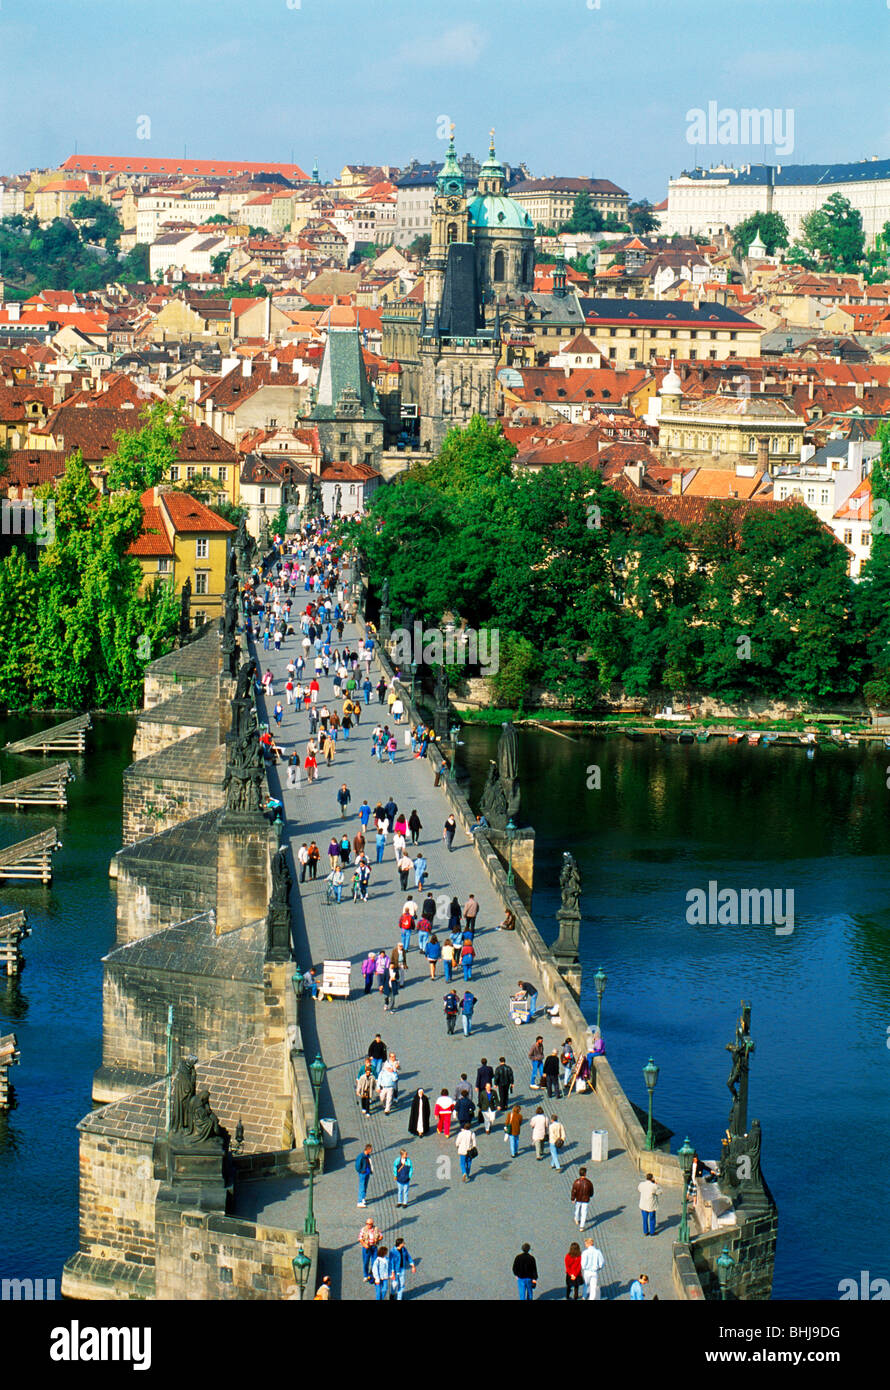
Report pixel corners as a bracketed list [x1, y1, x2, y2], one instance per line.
[379, 606, 392, 644]
[552, 907, 582, 999]
[153, 1136, 232, 1212]
[487, 827, 535, 906]
[216, 812, 274, 935]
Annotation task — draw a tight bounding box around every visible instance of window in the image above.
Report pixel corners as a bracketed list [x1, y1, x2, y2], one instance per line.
[843, 529, 853, 546]
[629, 348, 637, 360]
[864, 530, 872, 547]
[195, 571, 209, 595]
[193, 611, 207, 626]
[186, 465, 196, 480]
[217, 467, 227, 481]
[820, 489, 830, 505]
[157, 558, 170, 573]
[748, 437, 756, 453]
[258, 488, 266, 505]
[169, 465, 180, 481]
[339, 431, 348, 443]
[805, 487, 815, 503]
[196, 538, 208, 559]
[202, 465, 211, 478]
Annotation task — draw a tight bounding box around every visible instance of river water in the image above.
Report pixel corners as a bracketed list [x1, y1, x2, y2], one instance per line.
[462, 723, 890, 1301]
[0, 715, 134, 1293]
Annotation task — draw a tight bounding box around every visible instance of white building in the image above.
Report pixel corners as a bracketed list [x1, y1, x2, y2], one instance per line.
[664, 158, 890, 248]
[149, 229, 228, 279]
[772, 436, 878, 526]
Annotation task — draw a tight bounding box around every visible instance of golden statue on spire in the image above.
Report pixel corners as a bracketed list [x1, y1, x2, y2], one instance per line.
[489, 127, 496, 155]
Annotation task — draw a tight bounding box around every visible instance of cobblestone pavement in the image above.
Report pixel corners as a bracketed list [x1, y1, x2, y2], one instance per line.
[249, 624, 679, 1301]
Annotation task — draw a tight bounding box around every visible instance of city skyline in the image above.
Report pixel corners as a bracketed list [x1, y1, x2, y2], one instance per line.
[0, 0, 885, 200]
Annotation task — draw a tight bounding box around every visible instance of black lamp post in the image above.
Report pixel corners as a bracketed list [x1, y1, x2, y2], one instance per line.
[292, 1244, 311, 1300]
[505, 818, 517, 888]
[678, 1135, 695, 1244]
[643, 1057, 659, 1150]
[303, 1129, 322, 1236]
[594, 966, 607, 1033]
[308, 1052, 327, 1142]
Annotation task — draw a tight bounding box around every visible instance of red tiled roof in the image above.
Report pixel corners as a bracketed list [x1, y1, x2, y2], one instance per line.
[127, 505, 175, 557]
[156, 491, 236, 533]
[60, 154, 309, 180]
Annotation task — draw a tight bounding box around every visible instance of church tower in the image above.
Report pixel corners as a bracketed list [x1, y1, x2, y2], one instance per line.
[425, 127, 469, 313]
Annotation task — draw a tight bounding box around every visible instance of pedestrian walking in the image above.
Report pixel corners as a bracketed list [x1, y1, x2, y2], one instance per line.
[273, 700, 284, 727]
[355, 1144, 374, 1205]
[504, 1103, 522, 1158]
[581, 1239, 605, 1301]
[460, 990, 477, 1036]
[383, 961, 400, 1013]
[442, 938, 455, 983]
[337, 783, 351, 819]
[397, 850, 413, 892]
[565, 1243, 584, 1300]
[530, 1106, 549, 1159]
[359, 799, 372, 829]
[548, 1114, 566, 1170]
[443, 814, 457, 851]
[306, 841, 320, 879]
[560, 1039, 576, 1089]
[543, 1049, 562, 1100]
[463, 894, 479, 932]
[297, 842, 309, 882]
[388, 1239, 416, 1301]
[455, 1123, 477, 1182]
[358, 1215, 380, 1279]
[479, 1083, 498, 1134]
[512, 1244, 538, 1301]
[356, 1066, 375, 1116]
[377, 1058, 399, 1113]
[413, 854, 428, 890]
[434, 1088, 455, 1137]
[393, 1149, 413, 1206]
[475, 1057, 494, 1109]
[367, 1033, 387, 1077]
[528, 1036, 545, 1088]
[398, 909, 414, 953]
[571, 1167, 594, 1230]
[629, 1274, 650, 1301]
[638, 1173, 662, 1236]
[371, 1246, 392, 1300]
[416, 914, 432, 954]
[408, 1088, 430, 1137]
[372, 951, 389, 996]
[287, 751, 301, 788]
[426, 933, 441, 979]
[493, 1057, 514, 1111]
[361, 951, 377, 995]
[460, 937, 475, 981]
[408, 809, 422, 844]
[455, 1088, 475, 1128]
[443, 988, 459, 1035]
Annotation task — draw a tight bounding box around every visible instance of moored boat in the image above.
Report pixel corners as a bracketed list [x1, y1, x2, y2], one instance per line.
[747, 732, 761, 746]
[762, 732, 779, 745]
[678, 730, 695, 744]
[727, 731, 742, 744]
[696, 730, 710, 743]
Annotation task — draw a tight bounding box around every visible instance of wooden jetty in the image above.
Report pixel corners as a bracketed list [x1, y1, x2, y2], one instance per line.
[0, 910, 29, 975]
[0, 827, 60, 884]
[4, 714, 90, 756]
[0, 762, 73, 810]
[0, 1032, 20, 1107]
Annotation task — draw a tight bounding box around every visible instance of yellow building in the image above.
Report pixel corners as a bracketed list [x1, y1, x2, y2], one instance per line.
[128, 487, 235, 627]
[654, 367, 805, 469]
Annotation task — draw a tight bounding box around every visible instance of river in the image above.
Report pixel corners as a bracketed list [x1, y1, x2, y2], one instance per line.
[462, 723, 890, 1301]
[0, 715, 134, 1293]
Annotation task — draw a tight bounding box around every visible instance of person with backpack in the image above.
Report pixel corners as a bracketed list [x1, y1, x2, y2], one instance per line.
[494, 1057, 514, 1111]
[443, 989, 460, 1035]
[549, 1114, 567, 1171]
[461, 990, 477, 1037]
[398, 910, 414, 953]
[393, 1148, 414, 1207]
[455, 1123, 477, 1183]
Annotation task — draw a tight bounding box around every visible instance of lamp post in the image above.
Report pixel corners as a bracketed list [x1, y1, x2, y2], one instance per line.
[678, 1135, 695, 1244]
[594, 966, 607, 1033]
[643, 1057, 659, 1151]
[303, 1129, 322, 1236]
[505, 817, 516, 888]
[308, 1052, 327, 1143]
[292, 1244, 311, 1300]
[717, 1244, 736, 1301]
[448, 723, 461, 782]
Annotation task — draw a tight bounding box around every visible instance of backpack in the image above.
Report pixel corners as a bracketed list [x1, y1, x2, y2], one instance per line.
[354, 1153, 367, 1173]
[444, 993, 458, 1013]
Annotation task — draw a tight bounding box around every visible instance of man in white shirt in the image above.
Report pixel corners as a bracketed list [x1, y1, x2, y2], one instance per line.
[402, 896, 419, 919]
[581, 1239, 605, 1300]
[638, 1173, 662, 1236]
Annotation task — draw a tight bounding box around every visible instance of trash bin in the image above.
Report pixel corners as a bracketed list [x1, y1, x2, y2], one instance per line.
[319, 1117, 339, 1149]
[590, 1128, 608, 1162]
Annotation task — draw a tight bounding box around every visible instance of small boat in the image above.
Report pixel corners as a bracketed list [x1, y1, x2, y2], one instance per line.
[747, 732, 761, 746]
[883, 736, 890, 751]
[845, 733, 861, 747]
[624, 730, 645, 742]
[762, 732, 779, 745]
[727, 731, 742, 744]
[659, 731, 676, 743]
[696, 730, 710, 743]
[678, 730, 695, 744]
[799, 732, 817, 746]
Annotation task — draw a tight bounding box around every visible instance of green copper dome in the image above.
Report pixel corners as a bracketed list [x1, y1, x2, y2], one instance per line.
[468, 193, 533, 229]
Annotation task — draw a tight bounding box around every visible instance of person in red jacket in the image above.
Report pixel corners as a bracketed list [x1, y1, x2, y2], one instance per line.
[565, 1242, 583, 1300]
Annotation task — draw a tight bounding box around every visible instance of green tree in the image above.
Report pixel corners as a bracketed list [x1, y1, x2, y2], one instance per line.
[69, 196, 122, 251]
[732, 211, 789, 257]
[790, 193, 865, 274]
[560, 191, 603, 235]
[627, 200, 660, 235]
[406, 233, 431, 259]
[210, 251, 231, 276]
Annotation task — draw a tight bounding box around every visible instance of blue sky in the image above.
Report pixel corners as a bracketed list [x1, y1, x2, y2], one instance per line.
[0, 0, 885, 200]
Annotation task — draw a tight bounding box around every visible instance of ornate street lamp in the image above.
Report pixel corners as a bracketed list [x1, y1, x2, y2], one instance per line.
[717, 1244, 736, 1301]
[505, 818, 517, 888]
[594, 966, 607, 1033]
[308, 1052, 327, 1142]
[292, 1244, 312, 1300]
[291, 968, 304, 1003]
[303, 1129, 323, 1236]
[678, 1136, 695, 1244]
[448, 723, 461, 782]
[643, 1057, 659, 1151]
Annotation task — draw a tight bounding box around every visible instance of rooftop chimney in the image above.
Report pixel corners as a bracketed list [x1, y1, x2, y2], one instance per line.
[243, 356, 253, 379]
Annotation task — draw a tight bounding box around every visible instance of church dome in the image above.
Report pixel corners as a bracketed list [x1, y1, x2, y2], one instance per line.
[660, 359, 683, 396]
[469, 192, 533, 230]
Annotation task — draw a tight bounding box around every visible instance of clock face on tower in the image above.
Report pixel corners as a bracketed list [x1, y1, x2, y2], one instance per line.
[446, 195, 462, 211]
